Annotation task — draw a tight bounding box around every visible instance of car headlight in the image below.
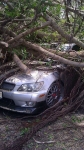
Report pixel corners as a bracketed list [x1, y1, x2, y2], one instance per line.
[17, 81, 44, 92]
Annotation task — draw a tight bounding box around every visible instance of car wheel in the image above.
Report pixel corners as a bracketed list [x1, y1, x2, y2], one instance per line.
[46, 81, 63, 107]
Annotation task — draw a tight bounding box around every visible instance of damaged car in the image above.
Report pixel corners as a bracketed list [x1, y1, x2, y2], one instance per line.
[0, 69, 64, 114]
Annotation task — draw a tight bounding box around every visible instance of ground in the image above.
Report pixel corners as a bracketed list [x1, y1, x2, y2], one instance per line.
[0, 108, 84, 150]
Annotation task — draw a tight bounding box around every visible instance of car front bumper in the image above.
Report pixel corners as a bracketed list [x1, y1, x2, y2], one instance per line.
[0, 97, 47, 114]
[0, 89, 47, 107]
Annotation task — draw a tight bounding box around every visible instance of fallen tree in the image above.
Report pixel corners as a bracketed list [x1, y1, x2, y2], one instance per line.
[0, 1, 84, 149]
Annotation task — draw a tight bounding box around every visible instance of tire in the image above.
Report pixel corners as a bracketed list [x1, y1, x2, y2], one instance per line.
[46, 81, 64, 107]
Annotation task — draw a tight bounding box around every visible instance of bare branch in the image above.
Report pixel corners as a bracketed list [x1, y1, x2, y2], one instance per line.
[0, 41, 8, 47]
[1, 0, 14, 10]
[33, 137, 55, 144]
[8, 21, 51, 44]
[0, 18, 31, 22]
[26, 9, 40, 26]
[66, 6, 84, 17]
[0, 68, 19, 81]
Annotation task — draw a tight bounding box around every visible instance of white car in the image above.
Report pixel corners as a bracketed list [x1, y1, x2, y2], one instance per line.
[57, 43, 80, 51]
[0, 69, 64, 114]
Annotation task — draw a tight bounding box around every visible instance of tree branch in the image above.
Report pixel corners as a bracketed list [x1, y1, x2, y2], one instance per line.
[66, 6, 84, 17]
[2, 27, 84, 68]
[8, 21, 51, 44]
[22, 41, 84, 68]
[44, 14, 84, 49]
[1, 0, 14, 10]
[0, 41, 8, 47]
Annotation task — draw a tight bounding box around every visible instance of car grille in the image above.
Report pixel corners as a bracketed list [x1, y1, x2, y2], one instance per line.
[0, 82, 15, 91]
[0, 98, 15, 107]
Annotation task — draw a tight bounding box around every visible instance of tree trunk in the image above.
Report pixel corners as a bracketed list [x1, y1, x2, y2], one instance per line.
[13, 54, 29, 73]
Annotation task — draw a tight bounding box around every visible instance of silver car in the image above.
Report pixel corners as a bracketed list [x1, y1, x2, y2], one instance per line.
[57, 43, 80, 52]
[0, 69, 64, 114]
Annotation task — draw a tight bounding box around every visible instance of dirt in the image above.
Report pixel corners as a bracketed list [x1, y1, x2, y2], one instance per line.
[0, 108, 84, 150]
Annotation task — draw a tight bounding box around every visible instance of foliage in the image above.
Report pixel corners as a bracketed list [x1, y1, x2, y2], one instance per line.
[12, 48, 28, 60]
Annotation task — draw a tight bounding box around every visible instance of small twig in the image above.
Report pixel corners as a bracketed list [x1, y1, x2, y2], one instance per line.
[52, 126, 76, 131]
[33, 137, 55, 144]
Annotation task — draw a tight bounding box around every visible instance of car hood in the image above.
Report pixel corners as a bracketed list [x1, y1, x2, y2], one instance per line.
[5, 70, 52, 85]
